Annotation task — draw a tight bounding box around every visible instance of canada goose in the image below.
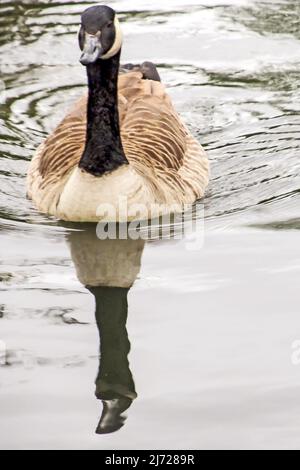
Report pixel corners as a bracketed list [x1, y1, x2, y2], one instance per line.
[27, 5, 209, 222]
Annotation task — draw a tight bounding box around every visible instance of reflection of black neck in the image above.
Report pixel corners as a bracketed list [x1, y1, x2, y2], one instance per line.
[88, 286, 136, 434]
[91, 286, 136, 399]
[79, 52, 128, 177]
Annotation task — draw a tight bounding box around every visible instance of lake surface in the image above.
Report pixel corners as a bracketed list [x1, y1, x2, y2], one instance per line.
[0, 0, 300, 450]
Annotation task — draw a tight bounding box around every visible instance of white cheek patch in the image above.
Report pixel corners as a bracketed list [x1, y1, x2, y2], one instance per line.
[101, 17, 123, 60]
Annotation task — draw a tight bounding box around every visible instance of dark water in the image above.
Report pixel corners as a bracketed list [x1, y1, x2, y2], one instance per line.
[0, 0, 300, 450]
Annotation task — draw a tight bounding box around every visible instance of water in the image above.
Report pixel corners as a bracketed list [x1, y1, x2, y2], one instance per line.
[0, 0, 300, 450]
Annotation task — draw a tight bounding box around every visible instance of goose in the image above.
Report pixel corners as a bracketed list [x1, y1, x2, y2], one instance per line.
[27, 5, 209, 222]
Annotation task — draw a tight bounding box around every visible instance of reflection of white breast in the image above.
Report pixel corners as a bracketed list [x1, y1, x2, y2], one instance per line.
[57, 166, 153, 223]
[67, 227, 145, 288]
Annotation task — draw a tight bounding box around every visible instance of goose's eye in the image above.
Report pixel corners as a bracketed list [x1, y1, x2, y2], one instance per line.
[106, 21, 113, 28]
[78, 26, 85, 51]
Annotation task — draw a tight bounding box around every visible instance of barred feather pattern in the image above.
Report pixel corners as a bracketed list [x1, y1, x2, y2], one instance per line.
[27, 71, 209, 220]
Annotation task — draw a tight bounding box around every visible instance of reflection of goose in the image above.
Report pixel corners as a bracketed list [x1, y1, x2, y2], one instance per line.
[27, 4, 209, 222]
[66, 225, 144, 434]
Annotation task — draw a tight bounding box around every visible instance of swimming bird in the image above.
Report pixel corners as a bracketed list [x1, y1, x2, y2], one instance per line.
[27, 5, 209, 222]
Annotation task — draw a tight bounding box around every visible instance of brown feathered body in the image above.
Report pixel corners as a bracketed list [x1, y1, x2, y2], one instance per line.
[27, 71, 209, 222]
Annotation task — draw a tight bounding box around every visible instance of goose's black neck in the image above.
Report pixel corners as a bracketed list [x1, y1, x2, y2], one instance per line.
[79, 51, 128, 176]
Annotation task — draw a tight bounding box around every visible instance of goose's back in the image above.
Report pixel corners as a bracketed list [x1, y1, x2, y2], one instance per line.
[119, 72, 209, 203]
[27, 71, 209, 216]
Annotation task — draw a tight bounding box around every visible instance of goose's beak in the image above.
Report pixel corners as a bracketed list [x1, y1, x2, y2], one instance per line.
[80, 34, 103, 66]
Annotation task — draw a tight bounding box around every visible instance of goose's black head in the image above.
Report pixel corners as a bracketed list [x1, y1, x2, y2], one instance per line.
[79, 5, 123, 66]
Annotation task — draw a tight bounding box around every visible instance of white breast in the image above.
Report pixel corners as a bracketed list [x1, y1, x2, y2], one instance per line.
[56, 166, 156, 222]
